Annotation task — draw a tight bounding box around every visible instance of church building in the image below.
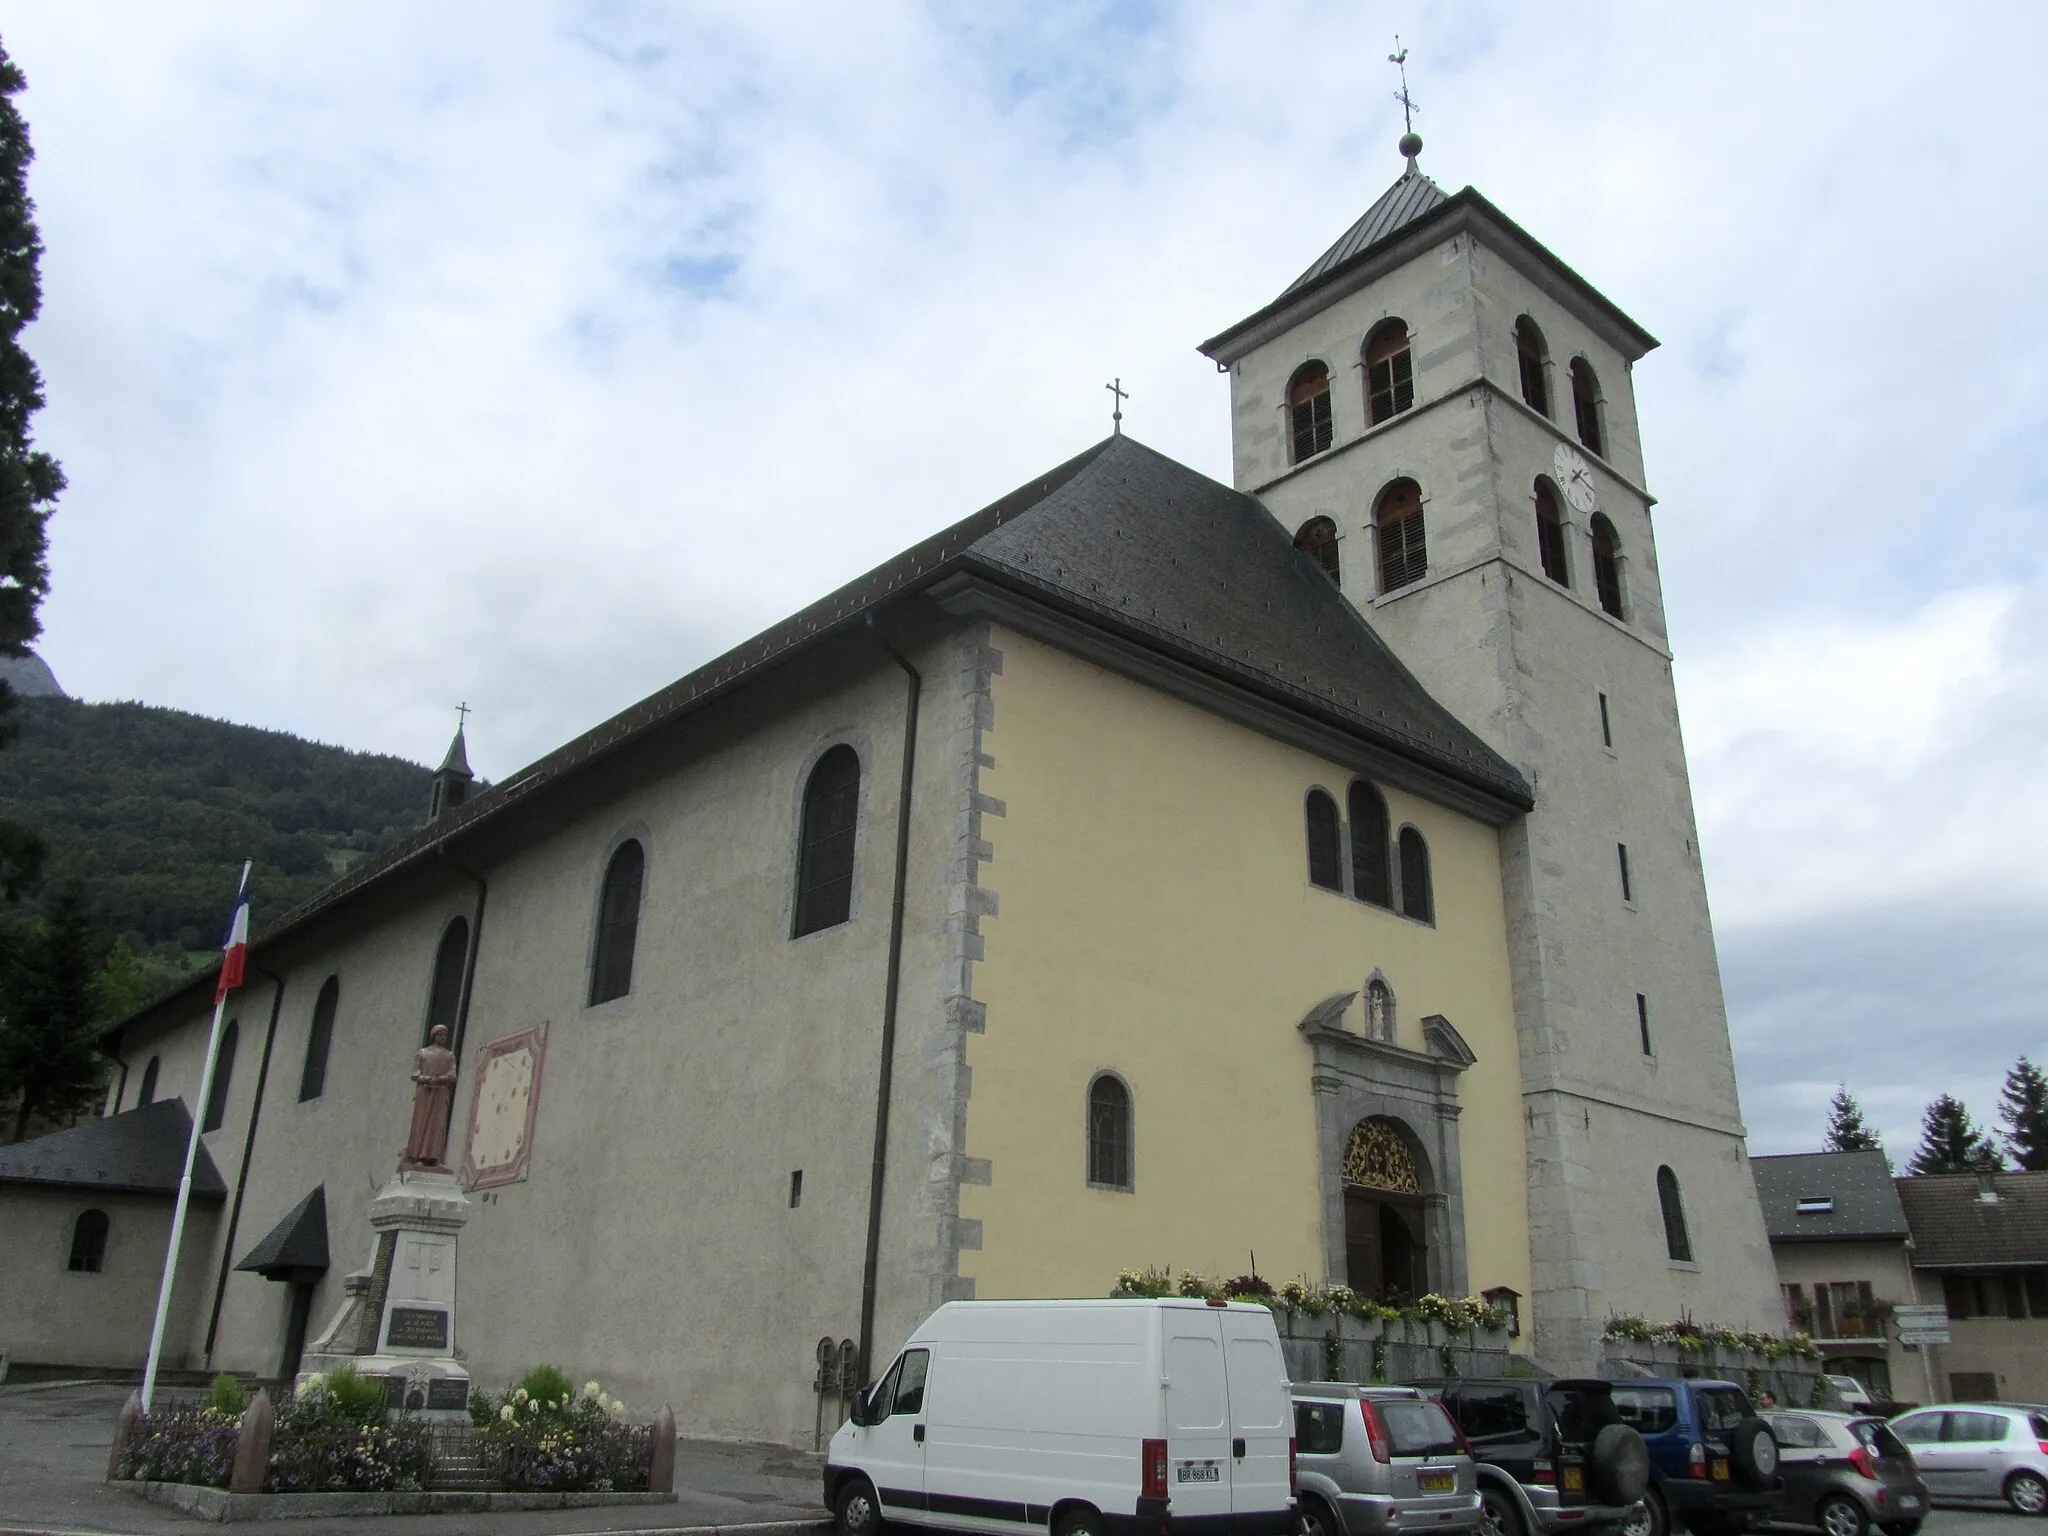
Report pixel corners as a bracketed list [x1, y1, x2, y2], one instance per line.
[2, 139, 1783, 1441]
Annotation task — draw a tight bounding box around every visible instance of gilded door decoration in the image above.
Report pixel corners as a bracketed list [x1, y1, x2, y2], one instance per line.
[1343, 1117, 1419, 1192]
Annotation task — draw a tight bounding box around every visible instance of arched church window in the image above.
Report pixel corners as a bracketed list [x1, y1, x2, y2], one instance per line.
[1294, 516, 1340, 583]
[1398, 827, 1434, 924]
[1344, 1117, 1420, 1193]
[68, 1208, 109, 1272]
[1305, 790, 1343, 892]
[1657, 1165, 1693, 1261]
[1534, 478, 1570, 587]
[426, 918, 469, 1043]
[793, 746, 861, 937]
[202, 1020, 238, 1134]
[1364, 978, 1395, 1042]
[137, 1056, 159, 1107]
[1086, 1073, 1133, 1191]
[1365, 321, 1415, 425]
[1515, 316, 1550, 416]
[1349, 780, 1392, 909]
[1590, 514, 1624, 619]
[1289, 363, 1334, 463]
[1571, 357, 1604, 455]
[1374, 480, 1427, 593]
[589, 841, 645, 1004]
[300, 976, 339, 1102]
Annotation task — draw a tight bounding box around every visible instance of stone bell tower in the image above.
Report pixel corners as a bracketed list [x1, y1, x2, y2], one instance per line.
[1199, 136, 1783, 1370]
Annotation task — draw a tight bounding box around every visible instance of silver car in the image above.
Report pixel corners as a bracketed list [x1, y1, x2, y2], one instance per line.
[1887, 1403, 2048, 1515]
[1293, 1383, 1484, 1536]
[1767, 1410, 1927, 1536]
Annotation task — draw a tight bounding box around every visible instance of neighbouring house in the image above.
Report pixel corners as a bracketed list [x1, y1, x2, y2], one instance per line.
[1896, 1171, 2048, 1405]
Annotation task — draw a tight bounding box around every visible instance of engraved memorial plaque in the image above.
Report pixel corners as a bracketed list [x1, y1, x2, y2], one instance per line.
[385, 1306, 450, 1350]
[426, 1378, 470, 1411]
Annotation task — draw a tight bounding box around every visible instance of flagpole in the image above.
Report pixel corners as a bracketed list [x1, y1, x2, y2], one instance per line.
[141, 859, 250, 1412]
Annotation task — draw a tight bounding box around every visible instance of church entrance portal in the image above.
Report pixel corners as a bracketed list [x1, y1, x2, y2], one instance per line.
[1342, 1117, 1427, 1301]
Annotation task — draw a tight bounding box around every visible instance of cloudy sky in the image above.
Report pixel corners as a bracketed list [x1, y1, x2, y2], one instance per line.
[7, 3, 2044, 1157]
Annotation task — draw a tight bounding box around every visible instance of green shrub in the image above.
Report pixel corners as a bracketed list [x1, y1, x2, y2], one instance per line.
[321, 1366, 390, 1426]
[207, 1373, 247, 1418]
[515, 1364, 577, 1409]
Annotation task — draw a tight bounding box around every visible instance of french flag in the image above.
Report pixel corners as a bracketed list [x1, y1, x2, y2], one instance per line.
[216, 862, 252, 1001]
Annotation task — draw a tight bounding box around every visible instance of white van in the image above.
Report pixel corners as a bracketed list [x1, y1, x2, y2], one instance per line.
[826, 1298, 1297, 1536]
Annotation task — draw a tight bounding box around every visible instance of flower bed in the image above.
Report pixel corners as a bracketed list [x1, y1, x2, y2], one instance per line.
[469, 1368, 651, 1494]
[1113, 1267, 1511, 1335]
[1603, 1314, 1821, 1362]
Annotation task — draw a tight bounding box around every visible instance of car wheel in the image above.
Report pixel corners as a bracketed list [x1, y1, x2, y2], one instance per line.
[1619, 1486, 1667, 1536]
[1817, 1495, 1868, 1536]
[1299, 1495, 1343, 1536]
[1055, 1509, 1106, 1536]
[1480, 1486, 1526, 1536]
[834, 1478, 884, 1536]
[1877, 1521, 1921, 1536]
[2007, 1471, 2048, 1516]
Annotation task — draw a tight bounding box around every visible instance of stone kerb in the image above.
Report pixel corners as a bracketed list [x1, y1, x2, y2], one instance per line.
[128, 1481, 683, 1522]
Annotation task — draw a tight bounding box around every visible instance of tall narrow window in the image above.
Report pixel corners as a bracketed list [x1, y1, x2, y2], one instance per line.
[1305, 790, 1344, 892]
[1637, 993, 1652, 1055]
[1617, 842, 1634, 904]
[1294, 516, 1340, 584]
[1398, 827, 1433, 923]
[1598, 692, 1613, 748]
[426, 918, 469, 1043]
[1570, 357, 1604, 455]
[793, 746, 861, 936]
[1288, 363, 1334, 462]
[1534, 479, 1570, 586]
[137, 1057, 159, 1107]
[1365, 321, 1415, 425]
[1087, 1074, 1133, 1190]
[1515, 316, 1550, 416]
[1590, 514, 1624, 619]
[589, 841, 645, 1004]
[68, 1209, 110, 1272]
[1348, 781, 1392, 909]
[1374, 480, 1427, 593]
[1657, 1166, 1692, 1261]
[299, 977, 339, 1102]
[202, 1020, 239, 1133]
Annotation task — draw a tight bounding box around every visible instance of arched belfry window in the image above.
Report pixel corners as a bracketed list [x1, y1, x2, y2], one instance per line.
[137, 1057, 159, 1107]
[1656, 1166, 1693, 1261]
[1570, 357, 1604, 455]
[1289, 363, 1334, 463]
[1294, 516, 1340, 584]
[202, 1020, 239, 1134]
[68, 1208, 109, 1272]
[1515, 316, 1550, 416]
[589, 841, 645, 1005]
[299, 976, 339, 1102]
[426, 918, 469, 1042]
[1374, 480, 1427, 594]
[1364, 321, 1415, 425]
[1398, 827, 1434, 923]
[1590, 514, 1624, 619]
[1348, 780, 1391, 909]
[1534, 479, 1570, 587]
[793, 746, 861, 937]
[1086, 1074, 1133, 1191]
[1305, 790, 1343, 892]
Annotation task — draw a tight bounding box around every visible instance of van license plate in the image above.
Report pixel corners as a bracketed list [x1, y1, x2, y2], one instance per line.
[1712, 1462, 1730, 1481]
[1421, 1471, 1455, 1494]
[1562, 1468, 1583, 1492]
[1177, 1463, 1220, 1484]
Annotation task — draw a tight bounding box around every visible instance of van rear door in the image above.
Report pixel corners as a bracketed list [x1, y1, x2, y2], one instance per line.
[1221, 1307, 1292, 1517]
[1164, 1309, 1233, 1522]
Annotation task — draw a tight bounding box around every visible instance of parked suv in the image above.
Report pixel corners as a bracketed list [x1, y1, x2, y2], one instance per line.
[1411, 1378, 1648, 1536]
[1887, 1403, 2048, 1515]
[1766, 1410, 1927, 1536]
[1607, 1379, 1778, 1536]
[1292, 1383, 1483, 1536]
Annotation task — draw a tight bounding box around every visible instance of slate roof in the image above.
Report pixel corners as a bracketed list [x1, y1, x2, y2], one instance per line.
[108, 435, 1529, 1036]
[1752, 1151, 1909, 1242]
[1281, 169, 1448, 300]
[237, 1186, 329, 1276]
[0, 1098, 227, 1200]
[1897, 1172, 2048, 1269]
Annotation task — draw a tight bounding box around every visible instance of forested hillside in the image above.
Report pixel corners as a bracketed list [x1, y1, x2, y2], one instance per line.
[0, 697, 432, 950]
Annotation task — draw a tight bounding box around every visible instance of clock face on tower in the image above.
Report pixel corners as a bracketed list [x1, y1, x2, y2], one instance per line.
[1553, 443, 1598, 513]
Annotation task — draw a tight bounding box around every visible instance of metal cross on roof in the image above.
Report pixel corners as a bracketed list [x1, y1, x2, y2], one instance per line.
[1106, 377, 1128, 436]
[1390, 38, 1418, 135]
[455, 701, 470, 730]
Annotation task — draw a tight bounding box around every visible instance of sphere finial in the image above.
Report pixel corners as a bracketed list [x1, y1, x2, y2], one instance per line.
[1399, 131, 1423, 166]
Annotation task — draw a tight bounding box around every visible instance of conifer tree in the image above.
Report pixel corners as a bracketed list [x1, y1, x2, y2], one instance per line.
[1907, 1093, 2004, 1176]
[1823, 1086, 1883, 1153]
[1999, 1057, 2048, 1172]
[0, 890, 104, 1141]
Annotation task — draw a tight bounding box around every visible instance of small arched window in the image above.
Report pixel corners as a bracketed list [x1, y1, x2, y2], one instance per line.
[426, 918, 469, 1042]
[137, 1057, 159, 1107]
[1590, 514, 1624, 619]
[1657, 1166, 1693, 1261]
[1365, 321, 1415, 425]
[68, 1208, 109, 1272]
[1570, 357, 1604, 455]
[1086, 1074, 1133, 1191]
[1288, 363, 1334, 463]
[202, 1020, 239, 1134]
[589, 841, 645, 1005]
[1515, 316, 1550, 416]
[299, 977, 339, 1102]
[1398, 827, 1433, 923]
[1534, 479, 1570, 587]
[1305, 790, 1343, 892]
[1294, 516, 1340, 584]
[1375, 480, 1427, 593]
[1348, 781, 1391, 909]
[793, 746, 861, 937]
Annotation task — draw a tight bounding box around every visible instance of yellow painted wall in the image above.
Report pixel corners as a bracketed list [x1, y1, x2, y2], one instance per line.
[960, 626, 1531, 1312]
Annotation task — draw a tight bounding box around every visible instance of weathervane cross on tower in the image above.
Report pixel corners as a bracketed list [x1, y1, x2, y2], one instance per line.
[1389, 37, 1423, 170]
[455, 701, 470, 731]
[1106, 377, 1128, 436]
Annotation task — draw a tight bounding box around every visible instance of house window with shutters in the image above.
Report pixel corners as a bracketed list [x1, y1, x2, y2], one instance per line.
[1305, 789, 1344, 892]
[793, 745, 861, 936]
[1348, 780, 1392, 909]
[1591, 514, 1624, 619]
[1288, 363, 1334, 463]
[1571, 357, 1605, 455]
[1375, 480, 1427, 593]
[1086, 1073, 1133, 1191]
[588, 840, 645, 1004]
[1398, 826, 1433, 923]
[1365, 321, 1415, 425]
[1534, 479, 1570, 586]
[1294, 516, 1340, 583]
[1515, 316, 1550, 416]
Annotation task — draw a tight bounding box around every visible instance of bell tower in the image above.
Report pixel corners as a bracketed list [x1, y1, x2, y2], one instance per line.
[1200, 140, 1782, 1369]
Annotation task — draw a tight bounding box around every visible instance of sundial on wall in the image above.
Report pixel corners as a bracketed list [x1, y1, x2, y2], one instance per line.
[461, 1024, 546, 1191]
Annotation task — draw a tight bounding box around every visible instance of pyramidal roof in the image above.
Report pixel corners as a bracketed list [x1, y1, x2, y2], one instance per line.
[436, 724, 472, 779]
[1281, 167, 1447, 300]
[0, 1097, 227, 1198]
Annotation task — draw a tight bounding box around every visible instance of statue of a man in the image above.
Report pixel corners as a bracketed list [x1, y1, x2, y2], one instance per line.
[400, 1026, 460, 1171]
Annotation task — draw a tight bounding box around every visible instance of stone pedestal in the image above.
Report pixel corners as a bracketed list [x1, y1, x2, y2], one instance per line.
[301, 1169, 473, 1418]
